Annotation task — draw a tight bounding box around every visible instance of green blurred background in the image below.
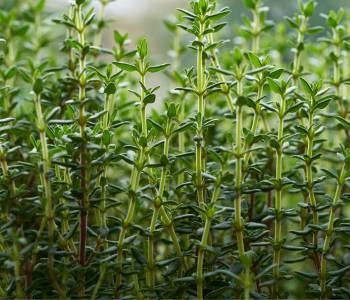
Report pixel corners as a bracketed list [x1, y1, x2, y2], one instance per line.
[45, 0, 349, 62]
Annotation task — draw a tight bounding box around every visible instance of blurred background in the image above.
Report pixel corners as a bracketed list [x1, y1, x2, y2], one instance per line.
[45, 0, 348, 63]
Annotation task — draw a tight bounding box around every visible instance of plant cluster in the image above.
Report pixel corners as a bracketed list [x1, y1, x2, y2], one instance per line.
[1, 0, 350, 299]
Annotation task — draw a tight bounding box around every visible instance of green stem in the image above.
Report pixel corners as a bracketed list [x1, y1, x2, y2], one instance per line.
[235, 105, 244, 256]
[75, 4, 89, 296]
[115, 61, 148, 298]
[13, 236, 24, 299]
[97, 93, 113, 230]
[91, 264, 106, 300]
[208, 34, 234, 114]
[92, 91, 115, 298]
[116, 149, 144, 296]
[196, 175, 221, 300]
[292, 16, 307, 85]
[292, 16, 311, 235]
[251, 2, 261, 54]
[196, 215, 211, 300]
[272, 94, 286, 299]
[320, 163, 346, 298]
[196, 22, 205, 213]
[243, 84, 263, 171]
[177, 95, 186, 187]
[34, 91, 66, 299]
[235, 79, 250, 299]
[305, 101, 320, 264]
[146, 120, 171, 289]
[159, 207, 183, 259]
[4, 28, 15, 117]
[0, 146, 13, 293]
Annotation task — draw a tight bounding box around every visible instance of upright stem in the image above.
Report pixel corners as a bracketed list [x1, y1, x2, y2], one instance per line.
[74, 5, 90, 297]
[235, 80, 250, 299]
[332, 29, 348, 143]
[292, 16, 312, 236]
[251, 2, 261, 54]
[305, 99, 320, 268]
[235, 79, 244, 253]
[272, 94, 286, 299]
[197, 175, 221, 300]
[320, 163, 346, 298]
[0, 145, 23, 299]
[292, 16, 307, 86]
[34, 92, 66, 299]
[196, 22, 205, 212]
[116, 148, 145, 297]
[4, 26, 15, 118]
[146, 120, 171, 289]
[98, 93, 113, 231]
[243, 84, 263, 170]
[178, 96, 186, 186]
[91, 91, 115, 298]
[208, 34, 234, 114]
[115, 61, 147, 298]
[12, 237, 24, 299]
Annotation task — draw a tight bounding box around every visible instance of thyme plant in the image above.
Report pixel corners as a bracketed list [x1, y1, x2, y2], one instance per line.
[1, 0, 350, 299]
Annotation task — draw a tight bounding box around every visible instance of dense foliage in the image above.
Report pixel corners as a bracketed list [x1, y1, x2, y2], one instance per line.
[1, 0, 350, 299]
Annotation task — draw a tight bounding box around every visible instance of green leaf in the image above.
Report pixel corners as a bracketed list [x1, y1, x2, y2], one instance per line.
[247, 52, 262, 68]
[35, 0, 46, 12]
[102, 130, 111, 145]
[327, 15, 337, 28]
[269, 68, 284, 79]
[300, 78, 313, 96]
[160, 154, 168, 166]
[167, 103, 177, 118]
[137, 38, 148, 59]
[256, 264, 276, 279]
[285, 17, 299, 29]
[46, 107, 61, 121]
[336, 116, 350, 129]
[303, 1, 315, 17]
[314, 98, 331, 110]
[147, 64, 170, 73]
[238, 96, 256, 109]
[199, 0, 208, 14]
[177, 8, 196, 18]
[104, 82, 116, 94]
[0, 39, 6, 51]
[143, 94, 156, 104]
[243, 0, 256, 9]
[233, 47, 243, 65]
[139, 136, 147, 147]
[113, 30, 127, 45]
[307, 26, 323, 35]
[0, 117, 15, 124]
[212, 22, 227, 33]
[33, 78, 43, 94]
[209, 67, 234, 76]
[245, 222, 267, 229]
[267, 78, 282, 94]
[207, 8, 231, 22]
[329, 265, 350, 276]
[131, 247, 147, 265]
[5, 67, 17, 80]
[113, 62, 137, 72]
[295, 271, 318, 279]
